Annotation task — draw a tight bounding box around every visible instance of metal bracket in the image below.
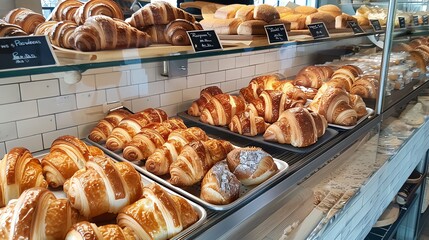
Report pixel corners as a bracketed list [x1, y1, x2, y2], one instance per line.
[161, 59, 188, 78]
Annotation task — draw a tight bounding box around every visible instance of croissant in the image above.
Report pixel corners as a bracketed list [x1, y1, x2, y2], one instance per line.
[0, 147, 47, 208]
[63, 155, 143, 219]
[294, 66, 333, 89]
[71, 15, 152, 52]
[145, 127, 208, 175]
[188, 86, 223, 117]
[349, 94, 367, 118]
[49, 20, 79, 49]
[350, 76, 379, 99]
[142, 24, 168, 44]
[229, 110, 269, 136]
[122, 118, 187, 161]
[200, 93, 247, 126]
[4, 8, 45, 34]
[247, 75, 282, 98]
[66, 221, 136, 240]
[33, 21, 57, 36]
[41, 135, 104, 188]
[164, 19, 203, 46]
[0, 22, 27, 37]
[106, 108, 168, 152]
[200, 161, 240, 205]
[226, 147, 278, 185]
[0, 187, 80, 240]
[169, 139, 234, 187]
[117, 183, 199, 240]
[51, 0, 83, 22]
[274, 80, 308, 103]
[74, 0, 123, 25]
[126, 1, 195, 30]
[309, 86, 358, 126]
[263, 107, 328, 147]
[88, 108, 132, 143]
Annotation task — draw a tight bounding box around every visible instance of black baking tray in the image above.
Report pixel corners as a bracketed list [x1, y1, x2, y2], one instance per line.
[177, 112, 338, 154]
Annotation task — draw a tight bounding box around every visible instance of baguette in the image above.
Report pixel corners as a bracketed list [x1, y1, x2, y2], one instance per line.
[237, 20, 267, 35]
[305, 12, 336, 29]
[281, 14, 306, 30]
[318, 4, 342, 18]
[294, 6, 317, 15]
[214, 4, 245, 19]
[235, 5, 254, 21]
[200, 18, 243, 35]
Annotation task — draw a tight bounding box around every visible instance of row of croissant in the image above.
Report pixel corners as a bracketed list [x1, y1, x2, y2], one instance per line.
[1, 1, 202, 51]
[0, 128, 279, 239]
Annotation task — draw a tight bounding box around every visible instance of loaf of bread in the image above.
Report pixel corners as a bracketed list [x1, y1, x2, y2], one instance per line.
[305, 12, 336, 29]
[237, 20, 267, 35]
[294, 6, 318, 15]
[200, 18, 243, 35]
[276, 6, 294, 16]
[254, 4, 280, 23]
[280, 14, 306, 30]
[318, 4, 342, 18]
[354, 15, 370, 26]
[335, 14, 358, 29]
[235, 5, 255, 21]
[214, 4, 245, 19]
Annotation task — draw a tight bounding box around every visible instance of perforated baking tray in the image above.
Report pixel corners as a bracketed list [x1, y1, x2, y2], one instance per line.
[85, 139, 289, 211]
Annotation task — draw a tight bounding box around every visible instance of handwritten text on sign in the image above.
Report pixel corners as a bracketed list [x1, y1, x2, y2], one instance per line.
[347, 21, 365, 34]
[307, 22, 330, 39]
[0, 35, 57, 71]
[370, 19, 382, 31]
[264, 24, 288, 44]
[187, 30, 222, 52]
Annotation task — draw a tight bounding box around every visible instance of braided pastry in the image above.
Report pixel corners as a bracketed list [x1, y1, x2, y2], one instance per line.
[164, 19, 203, 46]
[0, 22, 27, 37]
[4, 8, 45, 34]
[88, 108, 132, 143]
[0, 147, 47, 208]
[63, 155, 143, 219]
[105, 108, 168, 152]
[200, 93, 247, 126]
[49, 20, 78, 49]
[74, 0, 123, 25]
[51, 0, 83, 22]
[71, 15, 152, 51]
[122, 118, 187, 162]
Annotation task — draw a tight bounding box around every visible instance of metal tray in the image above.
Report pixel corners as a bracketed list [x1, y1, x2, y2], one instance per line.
[34, 150, 207, 239]
[86, 139, 289, 211]
[177, 112, 338, 154]
[325, 107, 375, 130]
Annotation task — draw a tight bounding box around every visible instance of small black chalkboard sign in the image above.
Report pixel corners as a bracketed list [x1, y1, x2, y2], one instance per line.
[0, 35, 57, 71]
[423, 15, 428, 25]
[264, 24, 289, 44]
[187, 30, 222, 53]
[307, 22, 330, 39]
[370, 19, 382, 31]
[398, 17, 406, 28]
[347, 21, 365, 34]
[413, 16, 420, 26]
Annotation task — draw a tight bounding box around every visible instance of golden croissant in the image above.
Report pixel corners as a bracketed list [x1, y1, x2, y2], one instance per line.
[88, 108, 132, 143]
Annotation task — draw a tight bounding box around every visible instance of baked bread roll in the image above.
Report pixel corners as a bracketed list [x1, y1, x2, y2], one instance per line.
[200, 18, 243, 35]
[4, 8, 45, 34]
[188, 86, 223, 117]
[51, 0, 83, 22]
[226, 147, 278, 185]
[200, 93, 247, 126]
[214, 4, 245, 19]
[200, 161, 240, 205]
[105, 108, 168, 152]
[309, 86, 358, 126]
[0, 187, 80, 240]
[237, 20, 267, 35]
[276, 6, 294, 16]
[294, 6, 318, 15]
[350, 76, 379, 99]
[0, 22, 27, 37]
[122, 118, 187, 161]
[335, 14, 358, 29]
[0, 147, 47, 208]
[318, 4, 342, 18]
[353, 15, 370, 26]
[66, 221, 137, 240]
[74, 0, 123, 25]
[254, 4, 280, 23]
[268, 19, 292, 31]
[169, 139, 234, 186]
[164, 19, 203, 45]
[33, 21, 57, 36]
[235, 5, 255, 21]
[145, 127, 208, 175]
[294, 66, 333, 89]
[117, 183, 199, 240]
[63, 155, 143, 219]
[229, 110, 269, 136]
[127, 1, 195, 30]
[71, 15, 152, 51]
[88, 108, 132, 143]
[330, 65, 362, 91]
[305, 12, 336, 29]
[281, 13, 306, 30]
[264, 107, 327, 147]
[50, 20, 79, 49]
[41, 135, 104, 188]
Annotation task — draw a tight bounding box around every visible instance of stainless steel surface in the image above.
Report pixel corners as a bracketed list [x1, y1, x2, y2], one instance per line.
[86, 138, 289, 211]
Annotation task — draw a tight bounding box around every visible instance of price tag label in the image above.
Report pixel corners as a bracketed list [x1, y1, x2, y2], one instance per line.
[398, 17, 406, 28]
[370, 19, 382, 31]
[264, 24, 289, 44]
[423, 15, 428, 25]
[0, 35, 57, 72]
[347, 21, 365, 34]
[187, 30, 223, 53]
[307, 22, 330, 39]
[413, 16, 420, 26]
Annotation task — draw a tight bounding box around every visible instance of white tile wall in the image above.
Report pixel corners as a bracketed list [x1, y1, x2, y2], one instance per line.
[20, 79, 60, 101]
[0, 84, 20, 104]
[42, 127, 78, 149]
[201, 60, 219, 73]
[55, 106, 105, 129]
[106, 86, 139, 103]
[95, 71, 130, 89]
[206, 71, 226, 85]
[130, 67, 156, 84]
[0, 122, 17, 142]
[165, 77, 187, 92]
[132, 95, 160, 110]
[219, 57, 236, 71]
[0, 76, 30, 85]
[187, 74, 206, 88]
[17, 115, 56, 138]
[59, 75, 96, 94]
[139, 81, 165, 97]
[38, 95, 77, 115]
[5, 135, 43, 153]
[161, 91, 182, 106]
[0, 101, 38, 123]
[236, 56, 250, 68]
[76, 90, 107, 109]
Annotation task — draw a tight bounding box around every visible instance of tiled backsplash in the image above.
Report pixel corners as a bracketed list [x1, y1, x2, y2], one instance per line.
[0, 38, 365, 155]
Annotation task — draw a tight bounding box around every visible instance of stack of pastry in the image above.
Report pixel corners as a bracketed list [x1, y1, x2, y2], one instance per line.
[126, 1, 201, 45]
[0, 20, 28, 37]
[3, 8, 45, 34]
[200, 4, 291, 35]
[88, 108, 133, 143]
